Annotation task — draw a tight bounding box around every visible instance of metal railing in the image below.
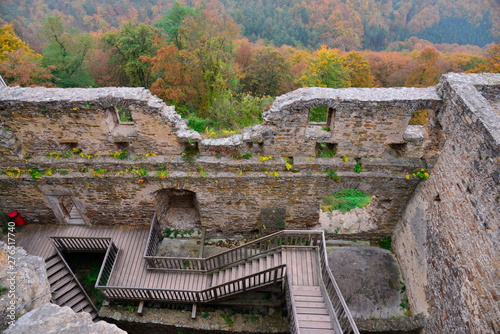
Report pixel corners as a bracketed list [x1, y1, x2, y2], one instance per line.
[96, 264, 286, 303]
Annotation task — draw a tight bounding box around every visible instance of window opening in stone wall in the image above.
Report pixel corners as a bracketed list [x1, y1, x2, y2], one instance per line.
[408, 109, 429, 125]
[59, 141, 78, 151]
[115, 106, 134, 124]
[316, 142, 337, 158]
[114, 141, 130, 150]
[388, 143, 407, 157]
[51, 195, 86, 225]
[246, 141, 263, 154]
[181, 141, 199, 161]
[309, 106, 336, 130]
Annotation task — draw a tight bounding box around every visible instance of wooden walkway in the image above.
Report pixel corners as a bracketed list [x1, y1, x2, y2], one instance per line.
[16, 225, 357, 334]
[16, 225, 205, 291]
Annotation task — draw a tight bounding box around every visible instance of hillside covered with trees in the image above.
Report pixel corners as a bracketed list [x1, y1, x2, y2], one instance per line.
[1, 0, 499, 51]
[1, 0, 499, 133]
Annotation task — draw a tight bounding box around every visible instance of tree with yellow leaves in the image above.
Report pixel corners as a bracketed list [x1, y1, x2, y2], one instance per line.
[0, 24, 53, 86]
[0, 25, 34, 61]
[299, 45, 350, 88]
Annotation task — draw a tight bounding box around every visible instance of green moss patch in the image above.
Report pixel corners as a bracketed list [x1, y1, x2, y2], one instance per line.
[321, 189, 372, 213]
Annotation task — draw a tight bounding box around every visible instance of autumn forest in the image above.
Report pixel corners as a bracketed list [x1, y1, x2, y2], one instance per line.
[1, 0, 499, 132]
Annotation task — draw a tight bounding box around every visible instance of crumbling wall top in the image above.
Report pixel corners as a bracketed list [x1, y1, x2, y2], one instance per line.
[264, 86, 441, 123]
[438, 73, 500, 145]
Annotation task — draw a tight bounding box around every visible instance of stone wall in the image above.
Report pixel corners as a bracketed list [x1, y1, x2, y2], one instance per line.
[262, 87, 441, 158]
[0, 157, 423, 238]
[0, 87, 197, 157]
[393, 73, 500, 333]
[0, 86, 440, 239]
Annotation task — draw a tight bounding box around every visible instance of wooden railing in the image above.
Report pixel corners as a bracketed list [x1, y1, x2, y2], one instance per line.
[49, 239, 99, 314]
[97, 264, 286, 303]
[143, 218, 358, 333]
[285, 273, 299, 334]
[144, 213, 162, 259]
[51, 236, 111, 252]
[96, 241, 119, 288]
[145, 218, 322, 272]
[317, 233, 360, 334]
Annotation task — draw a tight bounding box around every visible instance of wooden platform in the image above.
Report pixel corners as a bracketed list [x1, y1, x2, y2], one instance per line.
[15, 225, 206, 291]
[282, 248, 320, 286]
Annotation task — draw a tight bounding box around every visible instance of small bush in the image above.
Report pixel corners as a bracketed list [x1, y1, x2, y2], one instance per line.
[321, 189, 372, 213]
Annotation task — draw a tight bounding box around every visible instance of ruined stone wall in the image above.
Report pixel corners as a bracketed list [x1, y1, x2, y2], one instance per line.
[0, 87, 196, 157]
[0, 85, 441, 239]
[0, 156, 423, 239]
[262, 87, 441, 158]
[394, 73, 500, 333]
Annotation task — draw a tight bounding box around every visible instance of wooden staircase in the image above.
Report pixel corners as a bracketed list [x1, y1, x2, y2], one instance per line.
[209, 252, 282, 287]
[45, 253, 98, 320]
[293, 286, 336, 334]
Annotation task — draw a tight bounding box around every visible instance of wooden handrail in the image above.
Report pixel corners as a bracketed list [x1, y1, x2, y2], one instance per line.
[49, 240, 99, 314]
[285, 273, 299, 334]
[145, 222, 323, 271]
[51, 236, 110, 252]
[96, 264, 286, 303]
[142, 216, 358, 333]
[96, 242, 119, 288]
[317, 233, 360, 334]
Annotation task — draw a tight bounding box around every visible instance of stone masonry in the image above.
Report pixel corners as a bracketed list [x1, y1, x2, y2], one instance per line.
[0, 73, 499, 333]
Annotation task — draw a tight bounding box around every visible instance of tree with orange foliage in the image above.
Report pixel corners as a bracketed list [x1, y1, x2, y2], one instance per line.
[485, 44, 500, 73]
[405, 47, 442, 87]
[142, 38, 205, 110]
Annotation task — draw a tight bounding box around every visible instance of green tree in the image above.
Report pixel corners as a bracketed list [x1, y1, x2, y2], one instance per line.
[102, 22, 157, 87]
[299, 45, 349, 88]
[240, 47, 291, 96]
[40, 16, 95, 87]
[178, 11, 240, 114]
[156, 2, 200, 50]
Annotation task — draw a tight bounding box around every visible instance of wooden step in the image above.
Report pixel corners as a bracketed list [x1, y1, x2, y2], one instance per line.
[56, 287, 82, 305]
[70, 298, 91, 312]
[300, 329, 335, 334]
[46, 262, 66, 277]
[294, 295, 324, 303]
[48, 269, 71, 283]
[50, 275, 74, 292]
[296, 307, 329, 315]
[295, 301, 327, 308]
[45, 255, 61, 268]
[52, 283, 79, 300]
[299, 320, 334, 329]
[297, 314, 331, 322]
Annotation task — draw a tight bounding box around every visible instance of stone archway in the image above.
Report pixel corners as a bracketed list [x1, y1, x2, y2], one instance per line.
[153, 188, 201, 231]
